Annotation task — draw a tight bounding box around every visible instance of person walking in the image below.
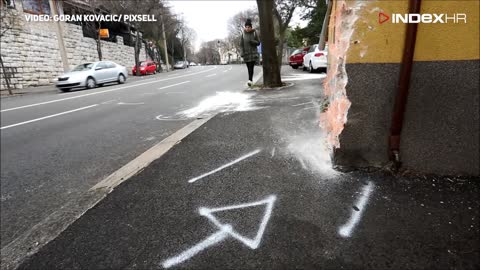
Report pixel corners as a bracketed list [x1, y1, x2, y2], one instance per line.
[241, 18, 260, 87]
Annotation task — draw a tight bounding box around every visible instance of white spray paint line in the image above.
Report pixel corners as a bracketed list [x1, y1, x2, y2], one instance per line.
[271, 147, 276, 158]
[162, 195, 276, 268]
[188, 149, 262, 183]
[338, 182, 375, 238]
[1, 67, 217, 113]
[162, 230, 229, 268]
[158, 81, 190, 90]
[0, 104, 98, 130]
[291, 101, 313, 107]
[206, 74, 216, 77]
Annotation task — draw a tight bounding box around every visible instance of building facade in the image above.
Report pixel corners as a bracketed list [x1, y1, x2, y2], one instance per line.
[320, 0, 479, 176]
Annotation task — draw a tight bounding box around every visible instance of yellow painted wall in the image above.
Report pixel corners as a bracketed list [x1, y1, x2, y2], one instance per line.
[341, 0, 480, 63]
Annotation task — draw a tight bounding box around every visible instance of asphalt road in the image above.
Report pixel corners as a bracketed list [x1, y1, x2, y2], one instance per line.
[0, 65, 247, 248]
[14, 72, 480, 269]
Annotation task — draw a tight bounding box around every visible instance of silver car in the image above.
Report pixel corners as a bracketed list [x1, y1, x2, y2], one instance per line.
[56, 61, 128, 92]
[173, 61, 188, 69]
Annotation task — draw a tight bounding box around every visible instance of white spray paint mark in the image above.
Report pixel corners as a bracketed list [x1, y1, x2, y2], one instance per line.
[178, 92, 259, 118]
[1, 104, 98, 130]
[188, 149, 261, 183]
[206, 74, 216, 77]
[162, 195, 276, 268]
[271, 147, 276, 158]
[162, 230, 229, 268]
[338, 181, 374, 238]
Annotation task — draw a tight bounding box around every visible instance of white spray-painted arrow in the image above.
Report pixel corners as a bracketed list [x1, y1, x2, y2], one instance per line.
[161, 195, 277, 268]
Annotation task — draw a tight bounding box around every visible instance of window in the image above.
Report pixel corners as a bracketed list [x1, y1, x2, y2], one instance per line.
[22, 0, 50, 15]
[97, 62, 109, 69]
[105, 62, 116, 68]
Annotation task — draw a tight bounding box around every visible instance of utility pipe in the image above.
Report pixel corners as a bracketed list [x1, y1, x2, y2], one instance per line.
[389, 0, 422, 167]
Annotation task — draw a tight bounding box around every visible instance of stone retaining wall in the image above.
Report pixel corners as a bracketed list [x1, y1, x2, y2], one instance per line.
[1, 4, 145, 90]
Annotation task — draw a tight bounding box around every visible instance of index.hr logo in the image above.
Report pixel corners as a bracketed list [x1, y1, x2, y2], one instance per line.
[379, 12, 467, 24]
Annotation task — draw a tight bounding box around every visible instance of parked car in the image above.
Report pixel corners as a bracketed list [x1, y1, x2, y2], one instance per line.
[189, 62, 197, 66]
[289, 47, 309, 69]
[132, 60, 157, 75]
[303, 44, 328, 73]
[174, 61, 188, 69]
[56, 61, 128, 92]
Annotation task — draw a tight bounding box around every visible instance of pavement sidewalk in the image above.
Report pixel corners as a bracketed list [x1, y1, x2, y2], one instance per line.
[13, 69, 480, 269]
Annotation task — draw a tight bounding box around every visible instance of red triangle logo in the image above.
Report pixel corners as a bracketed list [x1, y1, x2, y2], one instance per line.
[379, 12, 390, 24]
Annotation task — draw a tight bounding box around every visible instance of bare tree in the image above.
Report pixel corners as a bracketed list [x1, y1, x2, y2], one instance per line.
[273, 0, 300, 65]
[177, 20, 196, 62]
[256, 0, 281, 87]
[101, 0, 162, 75]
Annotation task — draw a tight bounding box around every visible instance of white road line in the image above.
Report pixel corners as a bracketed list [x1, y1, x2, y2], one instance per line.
[158, 81, 190, 90]
[206, 74, 216, 77]
[1, 67, 217, 113]
[188, 149, 262, 183]
[0, 104, 98, 130]
[338, 181, 375, 238]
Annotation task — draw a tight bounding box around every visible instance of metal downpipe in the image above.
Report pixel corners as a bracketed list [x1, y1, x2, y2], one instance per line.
[389, 0, 422, 169]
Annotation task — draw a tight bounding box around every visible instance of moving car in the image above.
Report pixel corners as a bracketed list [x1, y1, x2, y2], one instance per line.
[56, 61, 128, 92]
[132, 60, 157, 75]
[289, 47, 309, 69]
[174, 61, 188, 69]
[303, 44, 328, 73]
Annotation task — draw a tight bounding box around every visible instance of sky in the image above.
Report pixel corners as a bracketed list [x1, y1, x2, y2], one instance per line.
[168, 0, 309, 51]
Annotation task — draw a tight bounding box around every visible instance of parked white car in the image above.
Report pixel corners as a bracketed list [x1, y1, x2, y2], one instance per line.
[56, 61, 128, 92]
[303, 44, 328, 73]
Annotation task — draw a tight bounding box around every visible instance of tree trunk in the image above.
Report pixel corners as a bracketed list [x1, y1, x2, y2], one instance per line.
[96, 22, 103, 61]
[0, 54, 13, 95]
[277, 31, 285, 67]
[256, 0, 281, 87]
[135, 29, 140, 75]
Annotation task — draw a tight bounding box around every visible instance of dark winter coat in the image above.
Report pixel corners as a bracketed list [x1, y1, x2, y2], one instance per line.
[241, 30, 260, 63]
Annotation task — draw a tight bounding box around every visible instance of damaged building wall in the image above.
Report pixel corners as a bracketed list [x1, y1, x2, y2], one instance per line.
[321, 0, 479, 176]
[0, 1, 145, 90]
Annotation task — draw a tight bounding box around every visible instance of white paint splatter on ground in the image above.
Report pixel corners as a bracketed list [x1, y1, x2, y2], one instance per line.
[177, 92, 261, 118]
